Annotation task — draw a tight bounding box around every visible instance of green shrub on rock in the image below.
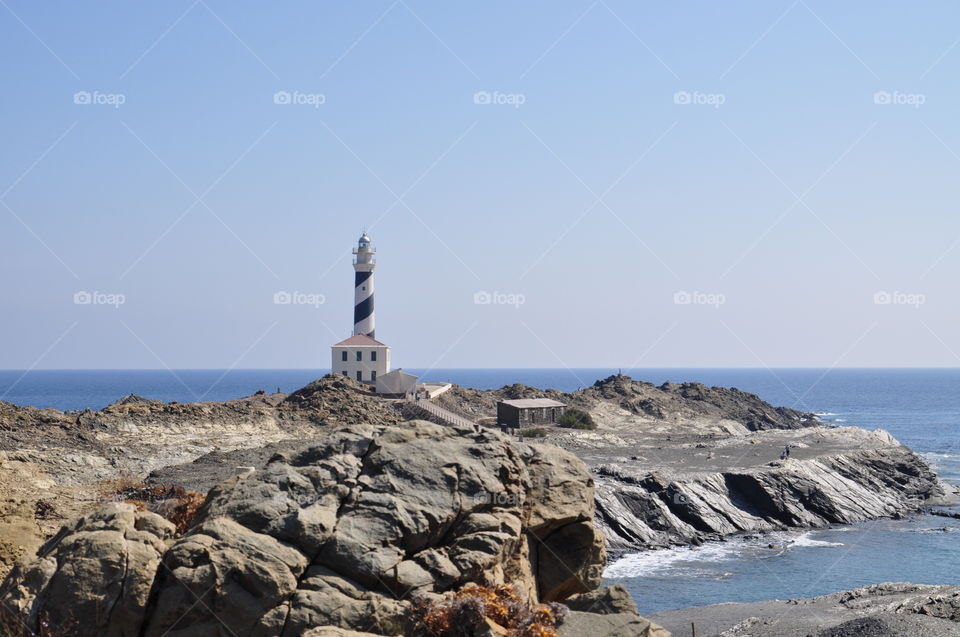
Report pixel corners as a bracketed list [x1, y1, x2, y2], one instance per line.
[557, 409, 596, 430]
[519, 427, 548, 438]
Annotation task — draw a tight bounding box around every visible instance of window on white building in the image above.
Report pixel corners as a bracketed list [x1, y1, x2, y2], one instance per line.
[356, 370, 362, 381]
[371, 351, 377, 362]
[356, 351, 362, 362]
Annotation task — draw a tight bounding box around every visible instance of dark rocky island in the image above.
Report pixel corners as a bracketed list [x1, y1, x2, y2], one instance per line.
[0, 374, 955, 635]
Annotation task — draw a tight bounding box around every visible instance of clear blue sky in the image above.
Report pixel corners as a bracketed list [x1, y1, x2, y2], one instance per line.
[2, 1, 959, 369]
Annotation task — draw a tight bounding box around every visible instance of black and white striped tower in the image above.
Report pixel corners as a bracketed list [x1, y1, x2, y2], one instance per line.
[352, 233, 376, 338]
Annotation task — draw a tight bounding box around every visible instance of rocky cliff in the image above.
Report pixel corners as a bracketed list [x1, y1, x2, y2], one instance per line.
[593, 430, 944, 551]
[0, 421, 668, 636]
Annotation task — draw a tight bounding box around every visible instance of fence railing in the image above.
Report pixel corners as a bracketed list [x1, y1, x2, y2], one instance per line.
[403, 398, 477, 429]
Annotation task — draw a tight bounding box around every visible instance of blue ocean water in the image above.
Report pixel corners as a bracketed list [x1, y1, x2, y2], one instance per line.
[1, 368, 958, 614]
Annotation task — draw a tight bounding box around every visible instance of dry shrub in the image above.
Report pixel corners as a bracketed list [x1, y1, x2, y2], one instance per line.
[407, 584, 568, 637]
[33, 500, 58, 521]
[105, 482, 206, 535]
[98, 474, 144, 498]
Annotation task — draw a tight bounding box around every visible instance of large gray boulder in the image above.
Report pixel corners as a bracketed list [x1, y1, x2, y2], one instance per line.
[565, 584, 640, 615]
[0, 503, 175, 637]
[2, 421, 610, 636]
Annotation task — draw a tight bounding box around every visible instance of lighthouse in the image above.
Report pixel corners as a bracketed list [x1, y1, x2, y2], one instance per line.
[331, 233, 391, 385]
[353, 233, 376, 338]
[330, 233, 417, 395]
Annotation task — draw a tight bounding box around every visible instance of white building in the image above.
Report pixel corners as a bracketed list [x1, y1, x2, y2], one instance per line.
[331, 333, 390, 384]
[375, 369, 418, 396]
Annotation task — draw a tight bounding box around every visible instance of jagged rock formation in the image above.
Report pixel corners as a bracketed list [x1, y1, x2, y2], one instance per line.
[650, 582, 960, 636]
[0, 421, 655, 637]
[594, 431, 945, 551]
[280, 377, 402, 425]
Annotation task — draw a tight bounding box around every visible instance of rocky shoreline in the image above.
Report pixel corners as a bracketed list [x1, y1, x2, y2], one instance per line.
[437, 375, 952, 553]
[0, 373, 955, 635]
[650, 583, 960, 637]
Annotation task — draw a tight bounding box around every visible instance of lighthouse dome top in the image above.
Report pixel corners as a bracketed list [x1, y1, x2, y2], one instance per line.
[358, 233, 371, 245]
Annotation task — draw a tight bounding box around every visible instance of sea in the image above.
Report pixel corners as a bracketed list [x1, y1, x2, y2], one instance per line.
[1, 367, 958, 615]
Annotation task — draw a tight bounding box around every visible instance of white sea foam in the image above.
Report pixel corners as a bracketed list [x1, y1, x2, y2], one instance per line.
[787, 531, 845, 548]
[815, 412, 838, 416]
[604, 531, 843, 578]
[604, 542, 743, 578]
[920, 453, 960, 479]
[923, 452, 960, 460]
[912, 527, 960, 535]
[833, 418, 848, 423]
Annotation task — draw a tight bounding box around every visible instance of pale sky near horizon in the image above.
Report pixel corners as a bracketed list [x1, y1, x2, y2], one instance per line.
[2, 1, 959, 369]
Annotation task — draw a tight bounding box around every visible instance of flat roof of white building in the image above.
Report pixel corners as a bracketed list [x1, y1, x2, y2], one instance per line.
[499, 398, 566, 408]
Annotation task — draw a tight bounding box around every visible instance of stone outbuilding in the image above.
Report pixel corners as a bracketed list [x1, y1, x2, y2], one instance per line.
[496, 398, 567, 428]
